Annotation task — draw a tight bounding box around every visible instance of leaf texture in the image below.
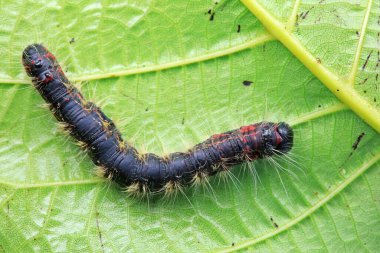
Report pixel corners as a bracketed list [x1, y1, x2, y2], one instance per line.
[0, 0, 379, 252]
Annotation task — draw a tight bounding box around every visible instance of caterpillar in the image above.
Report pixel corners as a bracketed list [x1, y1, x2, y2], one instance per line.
[22, 44, 294, 197]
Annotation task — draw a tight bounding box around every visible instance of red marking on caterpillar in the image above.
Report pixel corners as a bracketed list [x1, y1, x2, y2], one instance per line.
[22, 44, 294, 197]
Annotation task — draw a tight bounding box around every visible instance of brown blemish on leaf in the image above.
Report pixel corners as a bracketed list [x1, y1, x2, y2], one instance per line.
[242, 80, 253, 86]
[96, 211, 105, 253]
[361, 50, 373, 70]
[270, 216, 279, 228]
[349, 132, 365, 157]
[361, 77, 368, 85]
[300, 6, 314, 20]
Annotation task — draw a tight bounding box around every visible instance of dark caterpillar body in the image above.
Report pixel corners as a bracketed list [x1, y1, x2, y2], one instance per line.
[22, 44, 294, 197]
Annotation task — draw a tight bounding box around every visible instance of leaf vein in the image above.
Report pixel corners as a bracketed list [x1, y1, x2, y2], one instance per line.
[348, 0, 373, 85]
[0, 35, 273, 85]
[214, 151, 380, 252]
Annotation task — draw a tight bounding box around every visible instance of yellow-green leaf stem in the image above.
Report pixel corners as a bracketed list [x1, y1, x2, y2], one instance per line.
[241, 0, 380, 134]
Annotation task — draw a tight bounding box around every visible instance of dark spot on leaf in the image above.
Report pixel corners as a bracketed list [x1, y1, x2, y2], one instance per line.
[209, 12, 215, 21]
[243, 80, 253, 86]
[295, 15, 299, 27]
[95, 211, 105, 252]
[270, 216, 279, 228]
[145, 108, 149, 112]
[318, 104, 322, 108]
[301, 9, 310, 19]
[352, 132, 365, 150]
[362, 50, 373, 70]
[336, 89, 339, 92]
[231, 243, 235, 246]
[69, 38, 75, 44]
[302, 10, 310, 19]
[316, 58, 321, 64]
[349, 132, 365, 157]
[237, 24, 241, 33]
[182, 117, 185, 125]
[206, 8, 215, 21]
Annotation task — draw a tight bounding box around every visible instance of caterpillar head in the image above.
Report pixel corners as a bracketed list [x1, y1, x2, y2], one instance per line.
[261, 122, 293, 156]
[22, 44, 60, 84]
[22, 44, 49, 76]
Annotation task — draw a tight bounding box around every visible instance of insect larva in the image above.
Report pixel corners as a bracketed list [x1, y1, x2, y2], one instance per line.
[22, 44, 293, 197]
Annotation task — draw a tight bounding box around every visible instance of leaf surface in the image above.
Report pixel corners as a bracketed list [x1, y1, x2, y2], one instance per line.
[0, 0, 379, 252]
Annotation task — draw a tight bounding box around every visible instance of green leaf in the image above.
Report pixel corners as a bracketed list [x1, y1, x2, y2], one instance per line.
[242, 0, 380, 133]
[0, 0, 379, 252]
